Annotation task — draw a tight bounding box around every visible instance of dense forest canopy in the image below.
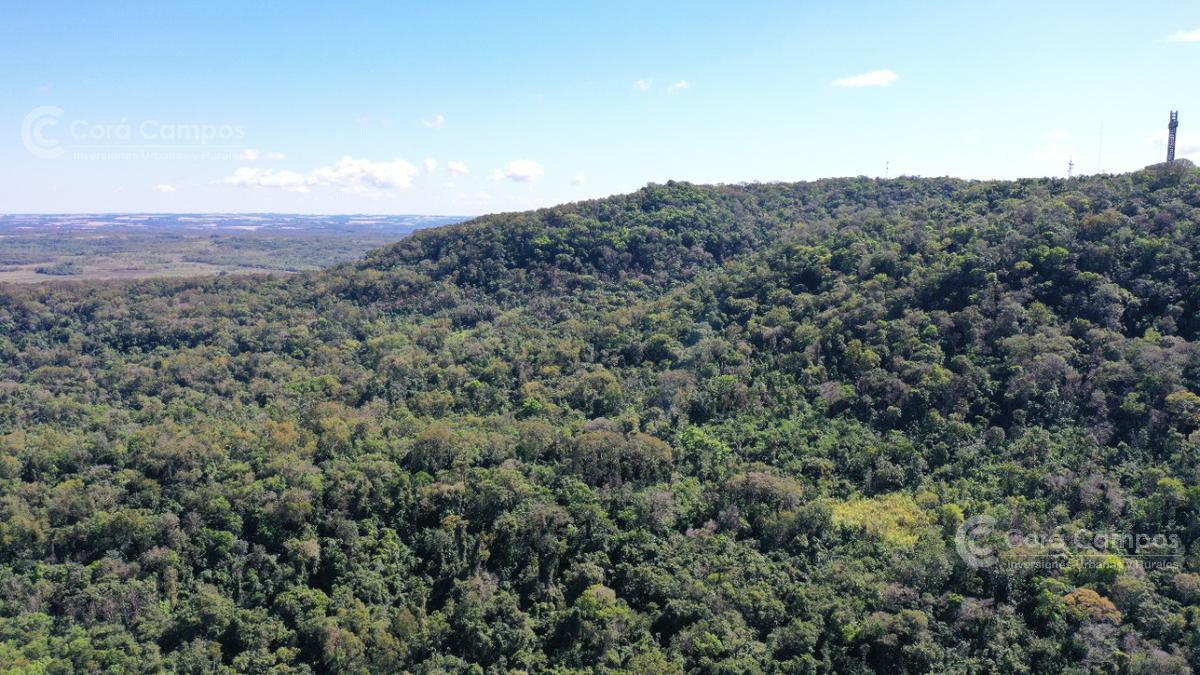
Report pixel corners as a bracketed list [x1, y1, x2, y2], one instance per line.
[3, 163, 1200, 672]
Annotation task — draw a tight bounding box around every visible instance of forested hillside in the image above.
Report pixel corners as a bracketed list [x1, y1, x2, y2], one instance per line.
[4, 163, 1200, 673]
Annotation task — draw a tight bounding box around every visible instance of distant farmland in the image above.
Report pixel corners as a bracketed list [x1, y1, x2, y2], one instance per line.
[0, 213, 467, 282]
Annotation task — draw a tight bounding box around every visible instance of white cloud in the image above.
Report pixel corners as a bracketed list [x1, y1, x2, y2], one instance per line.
[1167, 28, 1200, 42]
[572, 173, 586, 185]
[223, 167, 310, 192]
[153, 184, 176, 193]
[1045, 128, 1069, 141]
[222, 156, 419, 194]
[832, 69, 899, 88]
[442, 181, 456, 189]
[353, 114, 370, 125]
[1147, 129, 1200, 156]
[489, 159, 544, 182]
[633, 79, 652, 92]
[310, 157, 419, 191]
[667, 80, 689, 94]
[422, 114, 446, 129]
[446, 160, 468, 176]
[1033, 143, 1073, 164]
[423, 157, 438, 173]
[239, 148, 286, 161]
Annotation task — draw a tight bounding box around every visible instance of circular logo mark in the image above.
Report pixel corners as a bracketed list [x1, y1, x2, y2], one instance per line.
[21, 106, 64, 159]
[956, 514, 998, 569]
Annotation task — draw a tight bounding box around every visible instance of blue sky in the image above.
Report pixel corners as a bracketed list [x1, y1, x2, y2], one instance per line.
[2, 1, 1199, 215]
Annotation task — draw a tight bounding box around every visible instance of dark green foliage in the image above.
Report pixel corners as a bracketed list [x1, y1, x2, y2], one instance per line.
[3, 165, 1200, 671]
[33, 261, 83, 276]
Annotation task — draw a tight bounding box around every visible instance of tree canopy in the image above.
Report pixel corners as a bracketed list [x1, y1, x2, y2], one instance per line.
[3, 163, 1200, 672]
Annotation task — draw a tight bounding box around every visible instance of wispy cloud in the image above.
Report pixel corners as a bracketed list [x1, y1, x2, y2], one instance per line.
[1147, 129, 1200, 156]
[446, 160, 468, 176]
[223, 156, 419, 194]
[423, 157, 438, 173]
[239, 149, 287, 161]
[667, 80, 689, 94]
[489, 159, 544, 182]
[1033, 143, 1073, 164]
[832, 69, 899, 88]
[633, 79, 652, 92]
[223, 168, 310, 192]
[572, 173, 586, 185]
[1167, 28, 1200, 42]
[422, 114, 446, 129]
[153, 184, 176, 193]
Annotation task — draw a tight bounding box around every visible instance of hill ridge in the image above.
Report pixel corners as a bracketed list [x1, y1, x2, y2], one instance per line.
[2, 165, 1200, 672]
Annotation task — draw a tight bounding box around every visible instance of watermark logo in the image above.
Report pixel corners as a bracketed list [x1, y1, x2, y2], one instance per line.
[21, 106, 65, 159]
[955, 514, 1183, 571]
[19, 106, 246, 160]
[956, 514, 998, 569]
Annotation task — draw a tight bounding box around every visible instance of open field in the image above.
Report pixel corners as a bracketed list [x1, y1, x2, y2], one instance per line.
[0, 213, 467, 283]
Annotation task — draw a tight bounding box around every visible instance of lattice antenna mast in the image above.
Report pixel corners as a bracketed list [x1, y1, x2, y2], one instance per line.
[1168, 111, 1179, 163]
